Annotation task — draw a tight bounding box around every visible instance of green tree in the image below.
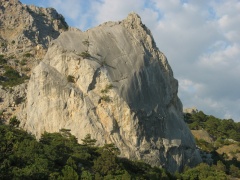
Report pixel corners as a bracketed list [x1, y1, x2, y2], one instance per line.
[81, 134, 97, 147]
[215, 161, 226, 172]
[9, 116, 20, 127]
[93, 150, 119, 176]
[60, 165, 78, 180]
[81, 169, 93, 180]
[229, 164, 240, 178]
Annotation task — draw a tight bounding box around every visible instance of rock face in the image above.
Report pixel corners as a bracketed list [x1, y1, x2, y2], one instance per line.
[0, 0, 68, 58]
[25, 13, 201, 172]
[0, 0, 68, 122]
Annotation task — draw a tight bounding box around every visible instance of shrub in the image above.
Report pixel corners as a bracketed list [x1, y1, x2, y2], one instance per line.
[67, 75, 75, 83]
[14, 96, 24, 105]
[101, 84, 113, 94]
[23, 53, 33, 58]
[0, 66, 28, 87]
[39, 12, 46, 16]
[79, 51, 91, 59]
[9, 116, 20, 127]
[82, 40, 90, 46]
[1, 42, 6, 47]
[0, 55, 7, 64]
[20, 59, 27, 66]
[0, 109, 3, 116]
[100, 95, 111, 102]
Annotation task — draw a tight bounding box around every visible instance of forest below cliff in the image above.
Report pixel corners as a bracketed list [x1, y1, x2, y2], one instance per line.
[0, 117, 171, 180]
[1, 112, 240, 180]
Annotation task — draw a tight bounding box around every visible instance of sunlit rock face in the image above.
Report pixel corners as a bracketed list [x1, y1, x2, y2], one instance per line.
[25, 13, 201, 173]
[0, 0, 68, 124]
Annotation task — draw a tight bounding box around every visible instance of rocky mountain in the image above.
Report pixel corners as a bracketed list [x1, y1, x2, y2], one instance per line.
[0, 0, 68, 58]
[0, 0, 201, 173]
[0, 0, 68, 121]
[25, 13, 201, 172]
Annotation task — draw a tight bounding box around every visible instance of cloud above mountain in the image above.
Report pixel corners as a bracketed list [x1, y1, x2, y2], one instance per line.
[21, 0, 240, 121]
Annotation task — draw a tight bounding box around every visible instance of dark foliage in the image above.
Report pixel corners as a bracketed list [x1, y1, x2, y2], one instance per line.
[0, 123, 169, 179]
[184, 111, 240, 142]
[0, 66, 28, 87]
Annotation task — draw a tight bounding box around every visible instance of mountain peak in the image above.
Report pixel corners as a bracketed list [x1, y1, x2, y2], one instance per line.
[25, 11, 201, 173]
[126, 12, 142, 22]
[123, 12, 143, 28]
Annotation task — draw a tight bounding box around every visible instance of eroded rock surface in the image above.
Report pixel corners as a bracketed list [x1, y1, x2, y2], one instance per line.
[25, 13, 201, 172]
[0, 0, 68, 57]
[0, 0, 68, 122]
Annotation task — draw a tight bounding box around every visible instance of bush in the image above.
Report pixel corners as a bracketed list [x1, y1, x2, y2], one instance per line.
[101, 84, 113, 93]
[9, 116, 20, 127]
[100, 95, 111, 102]
[82, 40, 90, 46]
[20, 59, 27, 66]
[0, 66, 28, 87]
[1, 42, 6, 47]
[79, 51, 91, 59]
[23, 53, 33, 58]
[0, 55, 7, 65]
[67, 75, 75, 83]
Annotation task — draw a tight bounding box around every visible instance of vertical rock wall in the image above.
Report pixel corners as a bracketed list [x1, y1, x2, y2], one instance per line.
[25, 13, 201, 172]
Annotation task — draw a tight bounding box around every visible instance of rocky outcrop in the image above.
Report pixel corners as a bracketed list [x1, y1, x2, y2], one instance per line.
[0, 0, 68, 59]
[184, 107, 198, 114]
[25, 13, 201, 172]
[0, 0, 68, 122]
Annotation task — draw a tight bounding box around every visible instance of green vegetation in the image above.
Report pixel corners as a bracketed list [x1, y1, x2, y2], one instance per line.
[20, 59, 27, 66]
[0, 55, 7, 65]
[79, 51, 91, 59]
[100, 95, 111, 102]
[0, 66, 28, 87]
[0, 121, 172, 179]
[183, 111, 240, 179]
[180, 163, 228, 180]
[184, 111, 240, 142]
[82, 40, 90, 47]
[1, 110, 239, 179]
[100, 84, 113, 102]
[100, 84, 113, 94]
[39, 12, 46, 16]
[67, 75, 75, 83]
[23, 52, 33, 58]
[9, 116, 20, 127]
[1, 42, 6, 47]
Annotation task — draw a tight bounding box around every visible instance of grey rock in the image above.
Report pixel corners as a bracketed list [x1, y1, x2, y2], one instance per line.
[25, 13, 201, 172]
[0, 0, 68, 123]
[0, 0, 68, 58]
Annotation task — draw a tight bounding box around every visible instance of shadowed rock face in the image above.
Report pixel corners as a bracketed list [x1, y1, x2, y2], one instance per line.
[0, 0, 68, 56]
[25, 13, 201, 172]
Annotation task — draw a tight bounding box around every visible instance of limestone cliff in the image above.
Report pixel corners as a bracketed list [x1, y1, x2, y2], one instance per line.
[0, 0, 68, 121]
[0, 0, 68, 58]
[25, 13, 201, 172]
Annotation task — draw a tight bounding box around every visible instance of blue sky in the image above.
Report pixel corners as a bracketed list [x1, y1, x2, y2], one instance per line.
[20, 0, 240, 121]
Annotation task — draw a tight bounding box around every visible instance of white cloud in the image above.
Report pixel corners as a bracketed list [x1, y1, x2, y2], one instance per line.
[48, 0, 82, 20]
[94, 0, 146, 25]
